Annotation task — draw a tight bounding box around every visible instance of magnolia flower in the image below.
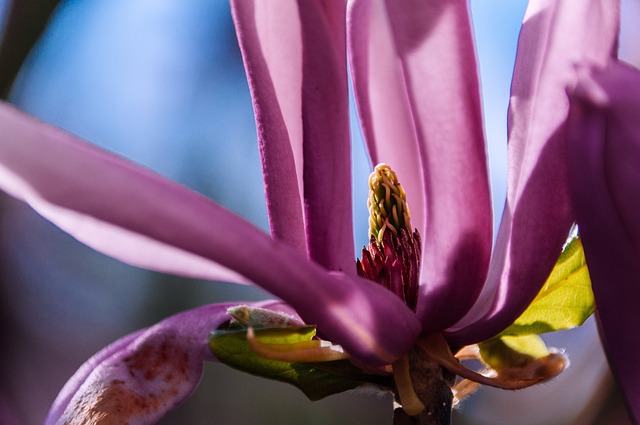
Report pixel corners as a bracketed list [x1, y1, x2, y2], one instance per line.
[568, 61, 640, 422]
[0, 0, 626, 423]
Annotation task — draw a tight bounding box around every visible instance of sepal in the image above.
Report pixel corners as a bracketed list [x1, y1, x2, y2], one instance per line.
[209, 306, 392, 401]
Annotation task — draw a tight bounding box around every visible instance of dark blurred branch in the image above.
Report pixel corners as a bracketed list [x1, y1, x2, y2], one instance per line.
[0, 0, 60, 98]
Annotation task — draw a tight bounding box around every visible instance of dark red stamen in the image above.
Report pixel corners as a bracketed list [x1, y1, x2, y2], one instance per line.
[357, 227, 421, 311]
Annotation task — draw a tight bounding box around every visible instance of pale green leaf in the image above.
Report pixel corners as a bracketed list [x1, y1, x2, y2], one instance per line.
[479, 335, 550, 371]
[500, 237, 595, 337]
[209, 326, 390, 401]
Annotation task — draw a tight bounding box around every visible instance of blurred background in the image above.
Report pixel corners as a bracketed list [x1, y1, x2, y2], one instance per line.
[0, 0, 635, 424]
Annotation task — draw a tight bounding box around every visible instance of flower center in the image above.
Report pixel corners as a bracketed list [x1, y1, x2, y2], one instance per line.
[357, 164, 421, 311]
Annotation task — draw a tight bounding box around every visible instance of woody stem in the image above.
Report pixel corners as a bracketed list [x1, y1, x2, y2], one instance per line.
[393, 346, 455, 425]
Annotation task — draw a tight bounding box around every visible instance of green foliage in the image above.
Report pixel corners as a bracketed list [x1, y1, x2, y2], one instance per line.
[499, 237, 595, 337]
[478, 335, 549, 370]
[209, 307, 391, 401]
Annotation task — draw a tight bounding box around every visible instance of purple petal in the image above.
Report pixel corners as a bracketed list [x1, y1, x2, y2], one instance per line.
[347, 0, 425, 232]
[567, 61, 640, 422]
[0, 103, 420, 363]
[0, 102, 248, 285]
[45, 300, 296, 424]
[45, 331, 144, 424]
[231, 1, 355, 273]
[229, 1, 306, 255]
[45, 302, 242, 424]
[348, 0, 493, 331]
[449, 0, 620, 344]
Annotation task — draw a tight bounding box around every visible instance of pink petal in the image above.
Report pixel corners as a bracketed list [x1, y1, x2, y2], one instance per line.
[348, 0, 492, 331]
[0, 103, 420, 363]
[45, 331, 144, 424]
[449, 0, 620, 343]
[229, 1, 305, 254]
[45, 300, 296, 424]
[347, 0, 425, 231]
[45, 302, 241, 424]
[0, 102, 248, 285]
[231, 0, 355, 273]
[567, 61, 640, 422]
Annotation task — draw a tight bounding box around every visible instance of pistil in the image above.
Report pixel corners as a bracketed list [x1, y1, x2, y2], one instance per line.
[358, 163, 421, 311]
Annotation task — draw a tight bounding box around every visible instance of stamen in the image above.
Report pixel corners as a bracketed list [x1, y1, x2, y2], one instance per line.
[246, 327, 351, 363]
[392, 354, 425, 416]
[356, 225, 421, 311]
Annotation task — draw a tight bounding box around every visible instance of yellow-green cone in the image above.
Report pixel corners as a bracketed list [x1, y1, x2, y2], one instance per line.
[358, 163, 421, 311]
[367, 163, 412, 244]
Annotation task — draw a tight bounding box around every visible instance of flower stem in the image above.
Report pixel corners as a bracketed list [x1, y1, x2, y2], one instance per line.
[393, 347, 455, 425]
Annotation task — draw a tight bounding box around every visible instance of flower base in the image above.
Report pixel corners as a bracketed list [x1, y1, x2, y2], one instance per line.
[393, 346, 455, 425]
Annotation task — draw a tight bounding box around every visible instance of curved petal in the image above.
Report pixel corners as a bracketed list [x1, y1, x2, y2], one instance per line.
[45, 300, 295, 424]
[449, 0, 620, 344]
[45, 302, 238, 424]
[230, 0, 305, 254]
[0, 102, 251, 284]
[0, 104, 420, 364]
[347, 0, 425, 233]
[567, 62, 640, 422]
[45, 331, 144, 424]
[231, 0, 355, 273]
[349, 0, 492, 331]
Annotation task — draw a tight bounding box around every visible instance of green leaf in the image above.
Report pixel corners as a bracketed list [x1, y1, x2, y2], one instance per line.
[500, 236, 595, 337]
[478, 335, 550, 371]
[209, 325, 390, 401]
